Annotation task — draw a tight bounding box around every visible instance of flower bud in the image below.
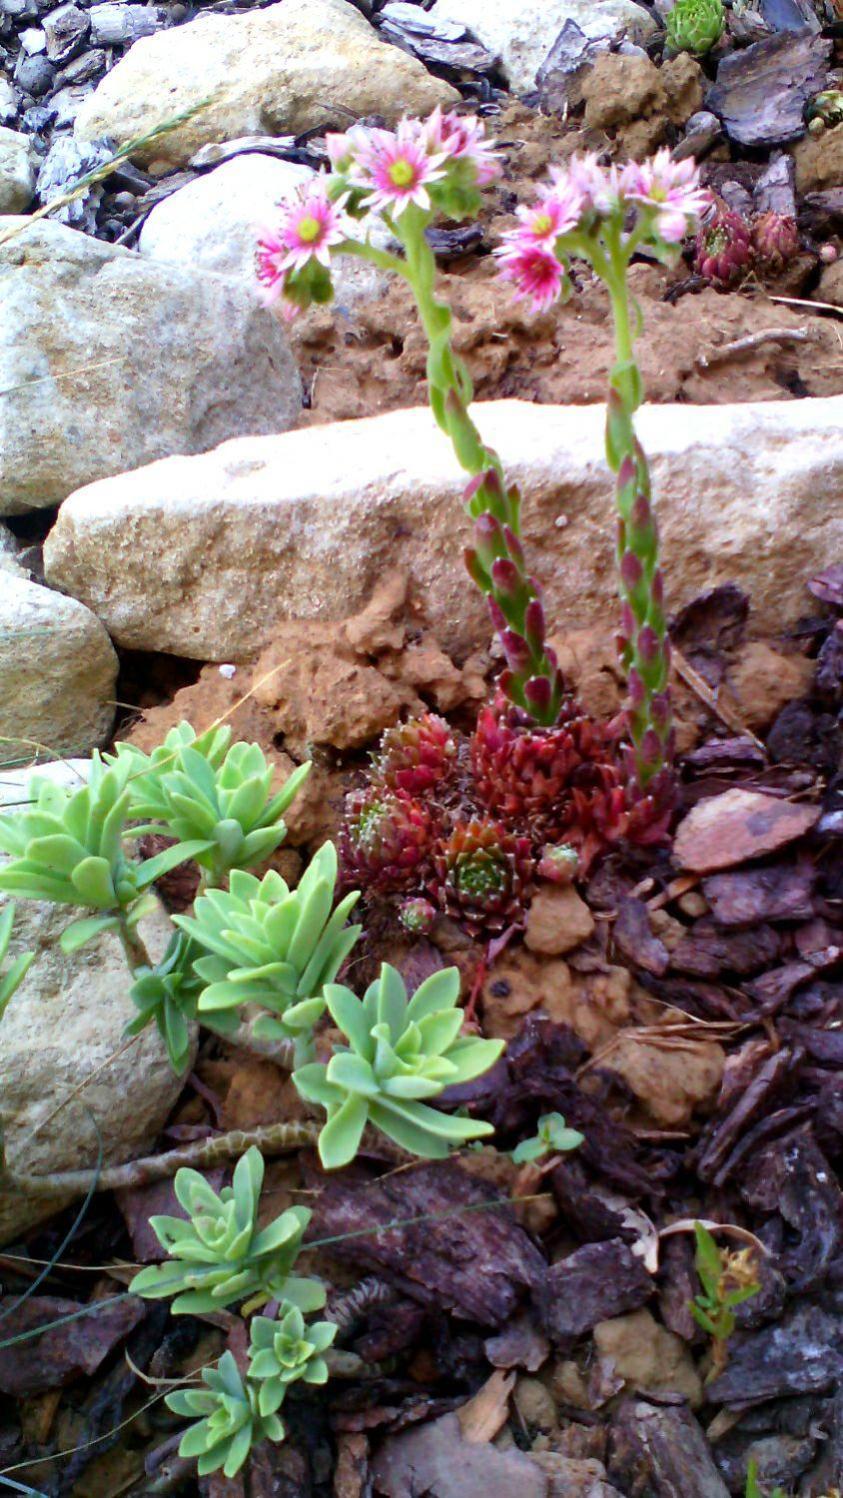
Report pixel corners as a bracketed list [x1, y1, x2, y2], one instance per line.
[501, 628, 531, 672]
[524, 598, 546, 652]
[620, 551, 644, 589]
[491, 557, 522, 601]
[636, 624, 662, 664]
[524, 676, 552, 715]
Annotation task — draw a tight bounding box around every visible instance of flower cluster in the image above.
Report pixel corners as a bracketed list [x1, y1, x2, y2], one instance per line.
[496, 150, 710, 316]
[256, 110, 500, 318]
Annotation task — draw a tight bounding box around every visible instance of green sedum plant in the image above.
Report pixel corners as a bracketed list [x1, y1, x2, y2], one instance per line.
[293, 963, 504, 1168]
[130, 1146, 324, 1314]
[165, 1350, 284, 1480]
[110, 723, 310, 885]
[248, 1305, 336, 1415]
[173, 842, 361, 1049]
[744, 1459, 786, 1498]
[511, 1112, 584, 1165]
[665, 0, 724, 55]
[0, 753, 207, 946]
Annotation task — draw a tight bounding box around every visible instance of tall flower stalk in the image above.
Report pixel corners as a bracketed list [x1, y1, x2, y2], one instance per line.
[496, 151, 710, 802]
[256, 126, 709, 810]
[256, 114, 565, 726]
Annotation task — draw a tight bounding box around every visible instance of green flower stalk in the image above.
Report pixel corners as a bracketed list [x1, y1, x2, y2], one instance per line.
[173, 842, 361, 1048]
[293, 962, 503, 1168]
[165, 1350, 284, 1479]
[109, 723, 310, 886]
[248, 1305, 336, 1416]
[255, 115, 566, 726]
[131, 1146, 325, 1314]
[496, 151, 710, 813]
[665, 0, 724, 56]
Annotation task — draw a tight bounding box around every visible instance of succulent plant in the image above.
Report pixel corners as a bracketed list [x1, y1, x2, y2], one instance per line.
[807, 88, 843, 129]
[131, 1146, 325, 1314]
[471, 698, 594, 836]
[125, 929, 204, 1074]
[110, 723, 310, 884]
[511, 1112, 584, 1164]
[293, 963, 503, 1167]
[248, 1305, 337, 1415]
[665, 0, 724, 55]
[374, 714, 458, 796]
[432, 818, 534, 936]
[0, 755, 207, 935]
[173, 842, 360, 1047]
[339, 787, 434, 895]
[750, 211, 800, 273]
[166, 1350, 284, 1479]
[536, 843, 580, 884]
[0, 904, 34, 1021]
[693, 205, 753, 287]
[563, 763, 630, 873]
[398, 896, 437, 935]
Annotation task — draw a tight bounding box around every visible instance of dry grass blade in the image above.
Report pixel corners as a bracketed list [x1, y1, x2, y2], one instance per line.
[672, 647, 766, 749]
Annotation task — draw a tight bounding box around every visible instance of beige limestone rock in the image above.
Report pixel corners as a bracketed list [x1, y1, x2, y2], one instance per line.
[75, 0, 457, 168]
[790, 121, 843, 194]
[0, 574, 117, 757]
[43, 397, 843, 660]
[725, 642, 815, 731]
[0, 761, 190, 1244]
[0, 216, 301, 515]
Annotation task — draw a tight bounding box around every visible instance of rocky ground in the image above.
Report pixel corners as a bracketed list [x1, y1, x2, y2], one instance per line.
[0, 0, 842, 1495]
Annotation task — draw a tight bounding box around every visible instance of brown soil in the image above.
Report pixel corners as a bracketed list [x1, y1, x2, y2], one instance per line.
[291, 105, 843, 425]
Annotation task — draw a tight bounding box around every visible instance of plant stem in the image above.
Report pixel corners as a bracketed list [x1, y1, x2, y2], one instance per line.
[116, 911, 152, 973]
[602, 233, 674, 792]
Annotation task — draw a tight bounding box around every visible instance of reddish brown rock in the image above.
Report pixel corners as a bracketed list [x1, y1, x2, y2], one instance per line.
[673, 788, 820, 874]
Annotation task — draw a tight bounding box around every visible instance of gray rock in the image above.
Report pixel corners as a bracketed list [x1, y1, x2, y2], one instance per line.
[0, 79, 18, 126]
[0, 572, 118, 755]
[87, 1, 163, 47]
[35, 133, 111, 229]
[48, 83, 94, 129]
[14, 51, 54, 95]
[0, 216, 303, 515]
[0, 127, 35, 212]
[0, 760, 187, 1245]
[19, 25, 46, 53]
[42, 1, 89, 63]
[55, 47, 106, 86]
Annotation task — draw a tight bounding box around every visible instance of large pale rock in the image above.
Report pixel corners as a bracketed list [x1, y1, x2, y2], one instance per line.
[0, 574, 118, 756]
[429, 0, 657, 94]
[0, 762, 187, 1244]
[74, 0, 457, 169]
[0, 217, 301, 515]
[44, 397, 843, 663]
[0, 127, 35, 212]
[138, 154, 392, 307]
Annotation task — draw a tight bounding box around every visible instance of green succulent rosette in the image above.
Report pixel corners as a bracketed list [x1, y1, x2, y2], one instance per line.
[293, 963, 503, 1168]
[166, 1350, 283, 1479]
[130, 1147, 325, 1314]
[248, 1305, 336, 1416]
[109, 722, 310, 883]
[126, 929, 204, 1074]
[665, 0, 724, 55]
[0, 754, 209, 947]
[173, 842, 361, 1047]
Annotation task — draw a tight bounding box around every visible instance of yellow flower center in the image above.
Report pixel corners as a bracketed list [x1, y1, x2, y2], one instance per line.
[389, 158, 416, 188]
[533, 213, 553, 234]
[298, 215, 322, 243]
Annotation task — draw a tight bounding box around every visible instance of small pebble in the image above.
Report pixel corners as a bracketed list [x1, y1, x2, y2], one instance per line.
[219, 663, 237, 679]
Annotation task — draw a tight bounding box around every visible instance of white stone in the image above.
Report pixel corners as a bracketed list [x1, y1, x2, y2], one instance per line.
[0, 521, 24, 575]
[0, 128, 35, 213]
[138, 154, 393, 307]
[0, 574, 118, 756]
[0, 761, 186, 1245]
[429, 0, 657, 93]
[43, 396, 843, 662]
[0, 217, 302, 515]
[75, 0, 458, 169]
